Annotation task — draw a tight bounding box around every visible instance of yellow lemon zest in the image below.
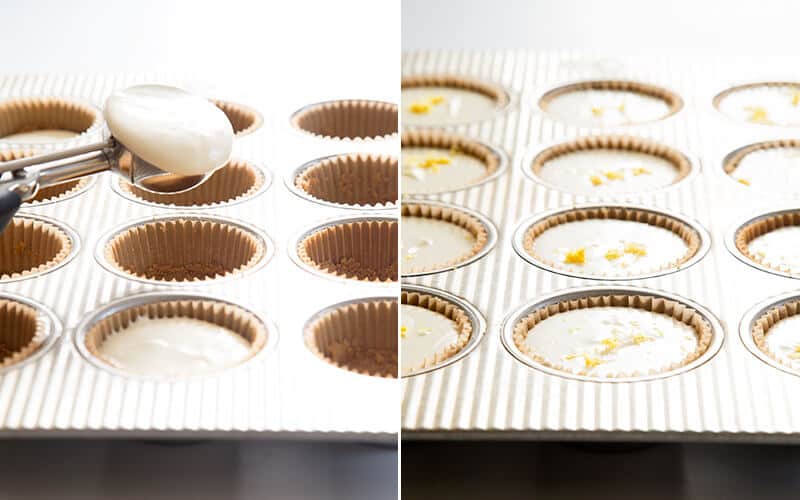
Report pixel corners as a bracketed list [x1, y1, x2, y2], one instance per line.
[617, 103, 626, 113]
[404, 254, 416, 261]
[632, 167, 651, 176]
[632, 334, 651, 345]
[563, 353, 578, 361]
[400, 326, 407, 339]
[737, 178, 750, 186]
[624, 242, 647, 257]
[591, 107, 604, 117]
[590, 175, 604, 186]
[793, 92, 800, 107]
[745, 106, 769, 123]
[600, 337, 619, 353]
[429, 96, 445, 105]
[409, 102, 430, 114]
[604, 170, 625, 181]
[563, 248, 586, 265]
[604, 249, 622, 261]
[583, 354, 602, 368]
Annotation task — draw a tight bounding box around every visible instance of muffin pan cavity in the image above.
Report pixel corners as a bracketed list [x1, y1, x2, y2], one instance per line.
[290, 99, 397, 140]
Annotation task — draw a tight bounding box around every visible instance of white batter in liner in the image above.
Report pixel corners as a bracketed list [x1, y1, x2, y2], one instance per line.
[544, 89, 671, 126]
[530, 218, 689, 277]
[748, 226, 800, 275]
[728, 147, 800, 193]
[402, 87, 499, 126]
[402, 147, 488, 194]
[400, 304, 460, 375]
[764, 314, 800, 372]
[401, 217, 476, 274]
[537, 149, 679, 195]
[524, 306, 698, 377]
[717, 85, 800, 126]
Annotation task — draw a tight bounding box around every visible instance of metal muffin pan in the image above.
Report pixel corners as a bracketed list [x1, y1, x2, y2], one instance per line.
[511, 203, 712, 281]
[0, 73, 397, 440]
[0, 292, 63, 376]
[401, 283, 487, 378]
[500, 285, 725, 383]
[401, 50, 800, 443]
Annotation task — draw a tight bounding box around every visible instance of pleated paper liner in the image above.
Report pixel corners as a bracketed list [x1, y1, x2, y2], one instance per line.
[290, 99, 398, 140]
[527, 135, 694, 194]
[293, 153, 397, 209]
[117, 158, 267, 208]
[512, 292, 713, 379]
[401, 129, 505, 195]
[0, 150, 93, 205]
[0, 96, 102, 144]
[305, 298, 397, 378]
[520, 206, 703, 279]
[733, 209, 800, 278]
[212, 99, 263, 137]
[401, 202, 490, 275]
[83, 298, 268, 378]
[0, 298, 47, 371]
[102, 216, 267, 284]
[401, 74, 510, 108]
[296, 217, 398, 283]
[723, 139, 800, 188]
[539, 80, 683, 123]
[401, 290, 472, 376]
[0, 215, 74, 281]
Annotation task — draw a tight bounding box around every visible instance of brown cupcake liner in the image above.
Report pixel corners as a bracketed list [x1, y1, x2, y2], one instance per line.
[0, 96, 101, 141]
[0, 216, 73, 281]
[401, 74, 510, 107]
[297, 218, 398, 282]
[723, 139, 800, 176]
[401, 290, 472, 375]
[294, 153, 397, 208]
[539, 80, 683, 118]
[401, 129, 501, 189]
[751, 300, 800, 370]
[522, 206, 701, 277]
[735, 211, 800, 276]
[0, 150, 92, 205]
[104, 218, 266, 283]
[305, 299, 397, 378]
[84, 299, 267, 375]
[291, 99, 398, 140]
[401, 203, 489, 274]
[0, 298, 47, 370]
[211, 99, 263, 137]
[530, 135, 692, 185]
[119, 158, 266, 208]
[512, 293, 713, 378]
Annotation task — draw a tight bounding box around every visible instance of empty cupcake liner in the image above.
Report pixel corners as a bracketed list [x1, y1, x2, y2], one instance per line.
[211, 99, 264, 137]
[114, 158, 269, 209]
[728, 208, 800, 279]
[0, 292, 61, 374]
[401, 129, 509, 195]
[502, 286, 723, 383]
[401, 74, 512, 125]
[292, 215, 398, 284]
[304, 297, 397, 378]
[96, 214, 272, 285]
[400, 284, 487, 377]
[288, 153, 397, 210]
[290, 99, 398, 140]
[523, 135, 696, 196]
[401, 201, 498, 277]
[0, 96, 103, 145]
[0, 150, 95, 205]
[513, 204, 709, 281]
[0, 213, 79, 282]
[75, 292, 275, 379]
[538, 80, 683, 124]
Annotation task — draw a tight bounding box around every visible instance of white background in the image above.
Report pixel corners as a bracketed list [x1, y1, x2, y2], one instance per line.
[0, 1, 398, 499]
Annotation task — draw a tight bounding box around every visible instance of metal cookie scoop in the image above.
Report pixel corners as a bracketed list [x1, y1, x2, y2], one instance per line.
[0, 137, 212, 231]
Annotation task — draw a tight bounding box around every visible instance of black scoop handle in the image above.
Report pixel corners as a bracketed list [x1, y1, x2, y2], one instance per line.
[0, 189, 22, 233]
